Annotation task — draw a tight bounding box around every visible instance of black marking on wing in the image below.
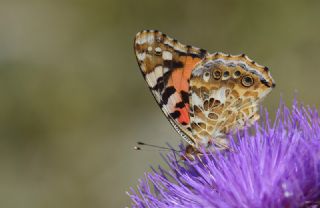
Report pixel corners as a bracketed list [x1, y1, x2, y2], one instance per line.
[164, 60, 184, 69]
[261, 79, 272, 88]
[152, 70, 172, 92]
[161, 86, 176, 105]
[181, 91, 190, 104]
[175, 102, 185, 108]
[170, 110, 181, 119]
[199, 49, 207, 57]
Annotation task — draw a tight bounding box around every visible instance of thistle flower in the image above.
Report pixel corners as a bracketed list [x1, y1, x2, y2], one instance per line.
[128, 101, 320, 208]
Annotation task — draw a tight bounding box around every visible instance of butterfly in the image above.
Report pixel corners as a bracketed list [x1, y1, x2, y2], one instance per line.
[134, 30, 275, 158]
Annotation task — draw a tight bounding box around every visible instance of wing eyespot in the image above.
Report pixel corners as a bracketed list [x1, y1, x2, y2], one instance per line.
[241, 75, 254, 87]
[233, 70, 241, 78]
[222, 71, 230, 80]
[203, 71, 211, 82]
[212, 69, 222, 80]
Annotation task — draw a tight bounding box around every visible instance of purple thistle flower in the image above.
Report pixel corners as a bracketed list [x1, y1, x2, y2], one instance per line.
[128, 101, 320, 208]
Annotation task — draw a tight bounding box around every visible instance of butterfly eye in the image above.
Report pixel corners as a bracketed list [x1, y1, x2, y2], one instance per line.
[242, 76, 254, 87]
[213, 69, 222, 80]
[233, 70, 241, 78]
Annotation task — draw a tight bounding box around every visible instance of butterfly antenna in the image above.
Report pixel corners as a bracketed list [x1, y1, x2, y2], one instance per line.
[134, 141, 182, 153]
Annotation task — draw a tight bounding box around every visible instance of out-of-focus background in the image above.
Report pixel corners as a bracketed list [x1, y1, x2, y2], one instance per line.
[1, 0, 320, 207]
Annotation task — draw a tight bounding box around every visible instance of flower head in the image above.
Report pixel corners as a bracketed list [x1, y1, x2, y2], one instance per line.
[128, 101, 320, 207]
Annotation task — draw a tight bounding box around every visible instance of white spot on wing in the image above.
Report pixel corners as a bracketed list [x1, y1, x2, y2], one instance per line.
[136, 52, 146, 61]
[155, 47, 162, 53]
[145, 75, 156, 88]
[153, 66, 163, 80]
[210, 87, 227, 104]
[135, 36, 146, 45]
[166, 92, 179, 112]
[162, 51, 172, 60]
[163, 67, 169, 74]
[191, 93, 203, 107]
[147, 34, 154, 44]
[145, 66, 163, 88]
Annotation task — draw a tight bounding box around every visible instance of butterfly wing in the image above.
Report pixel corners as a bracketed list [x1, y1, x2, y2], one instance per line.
[134, 30, 208, 146]
[188, 53, 275, 149]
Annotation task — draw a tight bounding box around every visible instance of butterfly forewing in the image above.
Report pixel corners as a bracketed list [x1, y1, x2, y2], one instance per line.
[134, 30, 208, 146]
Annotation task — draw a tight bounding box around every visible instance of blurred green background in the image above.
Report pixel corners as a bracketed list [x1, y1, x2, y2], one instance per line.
[1, 0, 320, 207]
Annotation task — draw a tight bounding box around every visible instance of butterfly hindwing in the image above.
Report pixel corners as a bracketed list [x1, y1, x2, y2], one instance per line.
[189, 53, 275, 149]
[134, 30, 208, 145]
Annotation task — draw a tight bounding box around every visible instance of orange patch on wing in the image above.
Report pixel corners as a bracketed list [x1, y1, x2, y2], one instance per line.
[183, 56, 201, 79]
[177, 104, 190, 124]
[167, 56, 202, 92]
[169, 56, 202, 125]
[170, 69, 184, 91]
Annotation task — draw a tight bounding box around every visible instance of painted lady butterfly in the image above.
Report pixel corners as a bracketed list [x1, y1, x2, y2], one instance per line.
[134, 30, 275, 157]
